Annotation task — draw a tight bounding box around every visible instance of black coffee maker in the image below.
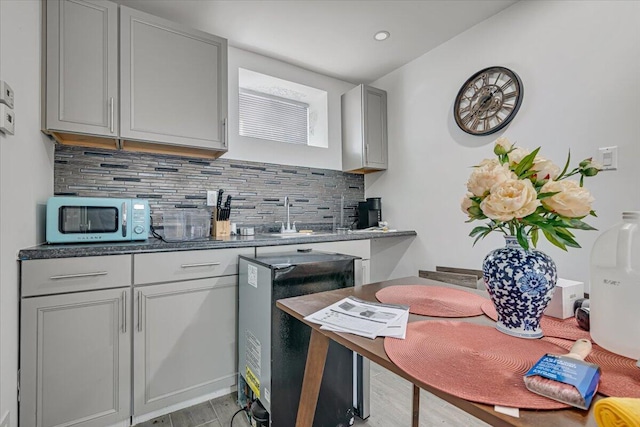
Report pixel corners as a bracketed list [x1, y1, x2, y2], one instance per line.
[357, 197, 382, 229]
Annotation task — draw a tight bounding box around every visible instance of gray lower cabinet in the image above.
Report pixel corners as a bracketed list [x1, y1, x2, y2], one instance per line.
[120, 6, 228, 151]
[131, 247, 252, 419]
[44, 0, 119, 137]
[20, 287, 131, 427]
[132, 276, 237, 416]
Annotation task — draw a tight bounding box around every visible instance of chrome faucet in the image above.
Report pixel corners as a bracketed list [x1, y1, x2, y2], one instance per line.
[280, 196, 296, 233]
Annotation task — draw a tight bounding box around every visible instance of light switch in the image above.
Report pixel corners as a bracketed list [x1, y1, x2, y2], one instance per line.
[598, 146, 618, 171]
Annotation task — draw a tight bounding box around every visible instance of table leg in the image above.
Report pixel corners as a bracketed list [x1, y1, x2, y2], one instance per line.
[412, 384, 420, 427]
[295, 329, 330, 427]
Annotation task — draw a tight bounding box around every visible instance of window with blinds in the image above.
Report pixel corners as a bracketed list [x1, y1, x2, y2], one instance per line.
[239, 88, 310, 145]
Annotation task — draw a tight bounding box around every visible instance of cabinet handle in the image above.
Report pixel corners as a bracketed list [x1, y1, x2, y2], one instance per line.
[365, 143, 369, 163]
[121, 202, 127, 237]
[49, 271, 108, 280]
[138, 291, 142, 332]
[223, 118, 228, 147]
[180, 262, 221, 268]
[122, 291, 127, 333]
[109, 97, 114, 133]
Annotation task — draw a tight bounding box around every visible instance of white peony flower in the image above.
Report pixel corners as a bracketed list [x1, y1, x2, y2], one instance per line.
[480, 179, 541, 221]
[541, 180, 594, 217]
[466, 159, 517, 197]
[460, 192, 474, 216]
[532, 157, 561, 181]
[494, 137, 513, 155]
[508, 147, 531, 166]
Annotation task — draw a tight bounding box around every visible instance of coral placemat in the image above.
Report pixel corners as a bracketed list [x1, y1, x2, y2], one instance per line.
[481, 300, 591, 341]
[375, 285, 486, 317]
[384, 320, 569, 409]
[543, 337, 640, 398]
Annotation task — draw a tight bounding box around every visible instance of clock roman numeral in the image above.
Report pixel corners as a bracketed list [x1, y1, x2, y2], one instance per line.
[503, 91, 517, 100]
[500, 79, 514, 92]
[471, 116, 480, 130]
[462, 112, 475, 126]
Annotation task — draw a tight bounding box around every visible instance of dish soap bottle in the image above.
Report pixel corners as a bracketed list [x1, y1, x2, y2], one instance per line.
[590, 211, 640, 359]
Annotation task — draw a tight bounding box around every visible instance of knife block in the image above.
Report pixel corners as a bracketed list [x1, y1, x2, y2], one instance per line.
[211, 209, 230, 238]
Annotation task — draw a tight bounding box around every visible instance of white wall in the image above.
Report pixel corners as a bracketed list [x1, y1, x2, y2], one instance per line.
[227, 47, 354, 170]
[0, 1, 54, 425]
[368, 0, 640, 289]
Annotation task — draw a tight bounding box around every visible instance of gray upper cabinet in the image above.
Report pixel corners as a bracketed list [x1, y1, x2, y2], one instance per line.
[119, 6, 228, 151]
[45, 0, 118, 138]
[341, 84, 388, 173]
[43, 0, 228, 158]
[20, 288, 131, 427]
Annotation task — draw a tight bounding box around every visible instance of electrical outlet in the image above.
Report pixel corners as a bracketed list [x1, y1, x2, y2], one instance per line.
[207, 190, 218, 207]
[0, 81, 14, 109]
[0, 104, 15, 135]
[598, 146, 618, 171]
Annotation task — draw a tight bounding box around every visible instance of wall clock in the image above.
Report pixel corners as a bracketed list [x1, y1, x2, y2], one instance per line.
[453, 66, 523, 136]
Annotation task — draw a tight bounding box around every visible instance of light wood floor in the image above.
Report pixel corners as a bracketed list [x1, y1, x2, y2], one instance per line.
[353, 362, 490, 427]
[139, 362, 490, 427]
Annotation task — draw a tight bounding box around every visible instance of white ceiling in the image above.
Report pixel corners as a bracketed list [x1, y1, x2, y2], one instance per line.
[116, 0, 517, 84]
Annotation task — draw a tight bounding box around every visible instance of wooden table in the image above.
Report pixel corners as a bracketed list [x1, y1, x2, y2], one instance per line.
[276, 276, 598, 427]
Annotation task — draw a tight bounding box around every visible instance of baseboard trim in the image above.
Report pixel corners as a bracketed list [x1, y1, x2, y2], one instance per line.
[131, 386, 236, 425]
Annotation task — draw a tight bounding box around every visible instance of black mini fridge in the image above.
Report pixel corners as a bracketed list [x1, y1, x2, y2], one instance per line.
[238, 251, 357, 427]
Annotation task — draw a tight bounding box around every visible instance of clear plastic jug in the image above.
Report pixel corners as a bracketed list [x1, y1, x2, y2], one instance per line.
[590, 211, 640, 359]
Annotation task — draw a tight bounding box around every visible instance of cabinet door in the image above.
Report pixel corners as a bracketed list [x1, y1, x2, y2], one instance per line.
[46, 0, 118, 137]
[20, 288, 131, 427]
[363, 86, 388, 169]
[120, 6, 228, 150]
[133, 276, 237, 416]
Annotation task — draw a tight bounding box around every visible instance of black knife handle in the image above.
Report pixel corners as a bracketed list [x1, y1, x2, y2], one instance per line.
[216, 189, 224, 220]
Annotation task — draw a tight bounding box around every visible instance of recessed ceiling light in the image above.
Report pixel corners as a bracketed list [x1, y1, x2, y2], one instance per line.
[374, 31, 390, 41]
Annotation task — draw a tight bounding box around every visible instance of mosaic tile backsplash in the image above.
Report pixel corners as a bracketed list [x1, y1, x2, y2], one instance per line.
[54, 145, 365, 233]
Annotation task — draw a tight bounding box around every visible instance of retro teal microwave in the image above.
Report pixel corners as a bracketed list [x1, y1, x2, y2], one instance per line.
[46, 196, 150, 243]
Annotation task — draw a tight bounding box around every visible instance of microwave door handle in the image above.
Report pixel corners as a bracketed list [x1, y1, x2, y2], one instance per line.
[121, 202, 127, 237]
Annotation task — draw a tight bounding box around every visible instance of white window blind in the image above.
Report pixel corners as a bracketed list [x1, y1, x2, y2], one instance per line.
[239, 88, 309, 145]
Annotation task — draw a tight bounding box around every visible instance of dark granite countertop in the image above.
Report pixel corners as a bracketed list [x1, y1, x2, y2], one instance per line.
[18, 230, 416, 260]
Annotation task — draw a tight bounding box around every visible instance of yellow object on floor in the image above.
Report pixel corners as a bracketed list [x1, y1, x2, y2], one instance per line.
[594, 397, 640, 427]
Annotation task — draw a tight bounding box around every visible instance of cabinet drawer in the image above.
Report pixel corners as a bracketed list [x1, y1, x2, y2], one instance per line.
[21, 255, 132, 297]
[134, 248, 254, 285]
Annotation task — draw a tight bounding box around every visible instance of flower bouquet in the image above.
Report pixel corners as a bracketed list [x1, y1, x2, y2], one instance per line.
[461, 137, 601, 250]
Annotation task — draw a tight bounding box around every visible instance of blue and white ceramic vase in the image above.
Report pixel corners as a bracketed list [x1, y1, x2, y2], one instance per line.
[483, 236, 557, 339]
